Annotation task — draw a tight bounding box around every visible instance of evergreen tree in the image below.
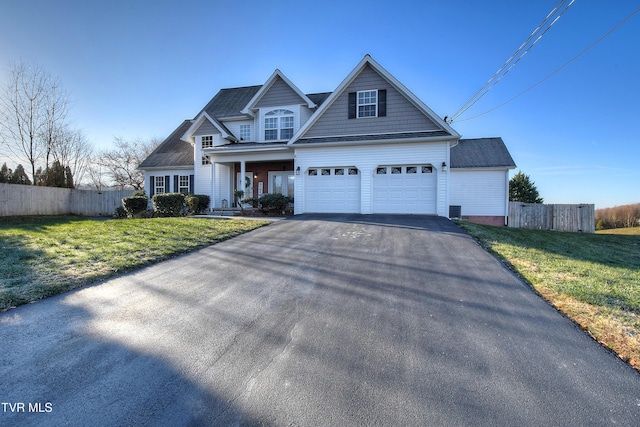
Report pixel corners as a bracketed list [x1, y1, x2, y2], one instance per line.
[509, 171, 543, 203]
[9, 164, 32, 185]
[37, 160, 74, 188]
[0, 163, 12, 183]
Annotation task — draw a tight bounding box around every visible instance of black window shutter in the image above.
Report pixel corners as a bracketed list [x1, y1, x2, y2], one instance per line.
[189, 175, 194, 194]
[173, 175, 178, 193]
[165, 175, 170, 192]
[149, 176, 155, 197]
[378, 89, 386, 117]
[348, 92, 356, 119]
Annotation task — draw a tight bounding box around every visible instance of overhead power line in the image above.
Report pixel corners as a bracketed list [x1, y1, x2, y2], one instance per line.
[448, 0, 575, 123]
[454, 6, 640, 123]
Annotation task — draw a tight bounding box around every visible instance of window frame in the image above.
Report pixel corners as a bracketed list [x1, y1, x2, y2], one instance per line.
[178, 175, 190, 194]
[154, 176, 165, 194]
[264, 109, 295, 141]
[201, 135, 213, 148]
[239, 124, 251, 141]
[357, 90, 378, 118]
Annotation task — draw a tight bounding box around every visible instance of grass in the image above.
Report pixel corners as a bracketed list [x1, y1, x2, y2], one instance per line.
[458, 222, 640, 370]
[597, 227, 640, 236]
[0, 216, 269, 311]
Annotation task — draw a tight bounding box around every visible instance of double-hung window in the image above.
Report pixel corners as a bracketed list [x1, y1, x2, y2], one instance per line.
[178, 175, 190, 194]
[154, 176, 165, 194]
[264, 109, 294, 141]
[348, 89, 386, 119]
[358, 90, 377, 118]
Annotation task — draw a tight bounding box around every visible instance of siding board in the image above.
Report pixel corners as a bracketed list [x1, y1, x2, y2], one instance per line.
[255, 77, 306, 108]
[450, 170, 508, 216]
[303, 65, 441, 138]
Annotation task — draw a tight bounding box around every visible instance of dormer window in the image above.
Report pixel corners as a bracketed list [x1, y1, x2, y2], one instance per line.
[264, 109, 294, 141]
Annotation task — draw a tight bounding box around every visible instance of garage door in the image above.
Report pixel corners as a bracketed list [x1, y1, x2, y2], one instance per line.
[373, 165, 436, 214]
[304, 167, 361, 213]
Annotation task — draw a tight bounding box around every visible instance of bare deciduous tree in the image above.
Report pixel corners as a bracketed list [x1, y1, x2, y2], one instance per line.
[0, 61, 49, 181]
[98, 136, 160, 190]
[0, 61, 91, 185]
[52, 126, 93, 185]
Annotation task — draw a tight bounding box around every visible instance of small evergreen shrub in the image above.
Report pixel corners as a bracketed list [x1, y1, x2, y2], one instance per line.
[114, 206, 127, 218]
[152, 193, 186, 217]
[186, 194, 211, 214]
[258, 193, 292, 213]
[242, 197, 259, 208]
[122, 195, 149, 218]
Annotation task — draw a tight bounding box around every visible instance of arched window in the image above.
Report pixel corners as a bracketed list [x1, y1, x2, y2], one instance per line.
[264, 109, 294, 141]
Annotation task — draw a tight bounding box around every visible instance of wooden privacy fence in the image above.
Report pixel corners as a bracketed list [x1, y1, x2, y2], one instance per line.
[508, 202, 595, 233]
[0, 183, 133, 217]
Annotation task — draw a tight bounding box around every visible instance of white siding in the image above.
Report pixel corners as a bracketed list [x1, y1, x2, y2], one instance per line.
[449, 169, 509, 216]
[294, 141, 449, 215]
[213, 163, 232, 208]
[143, 169, 193, 195]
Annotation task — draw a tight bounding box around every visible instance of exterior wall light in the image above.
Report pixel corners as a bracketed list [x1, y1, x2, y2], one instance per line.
[442, 161, 447, 171]
[296, 166, 301, 175]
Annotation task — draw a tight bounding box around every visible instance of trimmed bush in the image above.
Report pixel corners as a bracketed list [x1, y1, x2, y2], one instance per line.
[152, 193, 186, 217]
[186, 194, 210, 214]
[122, 195, 148, 218]
[258, 193, 292, 213]
[114, 206, 127, 218]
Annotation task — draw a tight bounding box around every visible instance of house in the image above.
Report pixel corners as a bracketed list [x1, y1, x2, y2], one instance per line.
[139, 55, 516, 225]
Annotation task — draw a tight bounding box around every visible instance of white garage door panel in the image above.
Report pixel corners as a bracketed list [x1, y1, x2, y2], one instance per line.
[373, 165, 436, 214]
[305, 168, 360, 213]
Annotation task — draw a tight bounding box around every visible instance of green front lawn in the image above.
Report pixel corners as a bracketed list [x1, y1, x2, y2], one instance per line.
[0, 216, 269, 311]
[458, 221, 640, 370]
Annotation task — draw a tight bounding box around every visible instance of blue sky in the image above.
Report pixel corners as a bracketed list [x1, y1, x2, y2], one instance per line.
[0, 0, 638, 208]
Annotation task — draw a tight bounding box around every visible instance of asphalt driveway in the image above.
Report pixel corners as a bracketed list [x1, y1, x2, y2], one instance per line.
[1, 214, 639, 426]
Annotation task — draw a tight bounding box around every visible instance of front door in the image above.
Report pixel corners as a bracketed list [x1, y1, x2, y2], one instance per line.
[268, 171, 294, 197]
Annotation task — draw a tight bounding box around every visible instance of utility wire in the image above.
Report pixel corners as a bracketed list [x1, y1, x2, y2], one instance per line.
[449, 0, 574, 122]
[454, 6, 640, 123]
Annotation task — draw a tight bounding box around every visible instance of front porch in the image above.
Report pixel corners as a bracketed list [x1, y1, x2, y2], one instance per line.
[206, 158, 295, 209]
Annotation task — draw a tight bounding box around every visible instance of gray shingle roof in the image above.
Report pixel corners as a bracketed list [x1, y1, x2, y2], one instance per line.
[138, 120, 194, 169]
[451, 137, 516, 169]
[199, 85, 262, 118]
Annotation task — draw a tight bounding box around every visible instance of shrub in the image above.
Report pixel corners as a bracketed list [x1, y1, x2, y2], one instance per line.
[258, 193, 292, 214]
[152, 193, 186, 217]
[131, 190, 147, 197]
[186, 194, 210, 214]
[114, 206, 127, 219]
[122, 195, 148, 218]
[242, 197, 259, 208]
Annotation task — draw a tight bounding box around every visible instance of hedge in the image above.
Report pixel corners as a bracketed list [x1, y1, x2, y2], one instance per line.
[152, 193, 186, 217]
[186, 194, 210, 214]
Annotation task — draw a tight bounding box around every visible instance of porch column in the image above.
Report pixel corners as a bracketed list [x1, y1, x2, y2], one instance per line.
[240, 160, 246, 201]
[210, 162, 215, 209]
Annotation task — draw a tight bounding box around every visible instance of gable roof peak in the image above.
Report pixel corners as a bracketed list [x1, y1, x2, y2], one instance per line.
[290, 55, 461, 143]
[240, 69, 316, 116]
